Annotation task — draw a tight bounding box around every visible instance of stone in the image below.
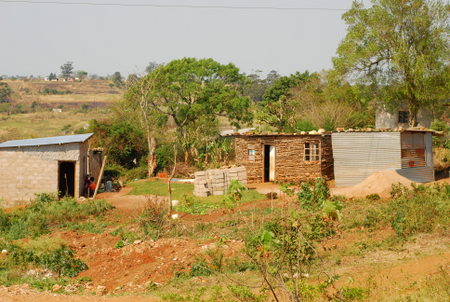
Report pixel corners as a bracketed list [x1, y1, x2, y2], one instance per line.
[95, 285, 107, 296]
[51, 284, 62, 292]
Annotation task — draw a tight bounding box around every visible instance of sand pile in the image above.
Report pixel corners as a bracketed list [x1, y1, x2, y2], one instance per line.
[331, 170, 413, 199]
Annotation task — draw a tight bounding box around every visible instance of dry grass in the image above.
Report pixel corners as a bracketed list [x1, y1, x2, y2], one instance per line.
[5, 79, 122, 104]
[0, 110, 110, 141]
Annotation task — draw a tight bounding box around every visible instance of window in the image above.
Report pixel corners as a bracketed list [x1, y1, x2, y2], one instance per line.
[398, 111, 409, 123]
[248, 149, 255, 161]
[304, 142, 320, 161]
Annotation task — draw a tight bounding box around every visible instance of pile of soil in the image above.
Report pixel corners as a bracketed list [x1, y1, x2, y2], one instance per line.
[331, 170, 413, 199]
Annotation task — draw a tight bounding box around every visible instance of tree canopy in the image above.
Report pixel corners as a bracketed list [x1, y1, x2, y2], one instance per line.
[333, 0, 450, 126]
[256, 71, 314, 131]
[126, 57, 253, 165]
[60, 61, 74, 80]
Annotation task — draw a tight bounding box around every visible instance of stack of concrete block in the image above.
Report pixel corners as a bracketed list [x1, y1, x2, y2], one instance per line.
[193, 166, 247, 197]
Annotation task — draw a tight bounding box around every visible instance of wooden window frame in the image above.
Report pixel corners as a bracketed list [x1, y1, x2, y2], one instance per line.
[304, 141, 321, 162]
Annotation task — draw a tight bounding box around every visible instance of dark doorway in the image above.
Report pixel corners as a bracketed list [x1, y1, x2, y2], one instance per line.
[264, 145, 270, 182]
[58, 161, 75, 198]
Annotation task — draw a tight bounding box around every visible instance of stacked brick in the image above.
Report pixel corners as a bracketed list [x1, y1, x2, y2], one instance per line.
[193, 167, 247, 197]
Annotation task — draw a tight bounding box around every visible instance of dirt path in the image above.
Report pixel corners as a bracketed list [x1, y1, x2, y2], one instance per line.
[0, 286, 160, 302]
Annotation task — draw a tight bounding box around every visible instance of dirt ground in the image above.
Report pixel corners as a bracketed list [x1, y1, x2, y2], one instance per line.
[1, 178, 449, 301]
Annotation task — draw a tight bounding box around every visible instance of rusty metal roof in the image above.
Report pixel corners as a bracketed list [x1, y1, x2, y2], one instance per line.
[0, 133, 93, 149]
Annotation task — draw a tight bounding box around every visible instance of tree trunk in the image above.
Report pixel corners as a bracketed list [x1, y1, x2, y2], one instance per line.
[408, 104, 419, 128]
[147, 135, 157, 178]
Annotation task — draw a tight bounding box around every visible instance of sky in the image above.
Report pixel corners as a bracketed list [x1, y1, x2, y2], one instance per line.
[0, 0, 370, 77]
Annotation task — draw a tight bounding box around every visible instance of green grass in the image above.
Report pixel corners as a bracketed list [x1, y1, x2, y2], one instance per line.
[128, 179, 265, 214]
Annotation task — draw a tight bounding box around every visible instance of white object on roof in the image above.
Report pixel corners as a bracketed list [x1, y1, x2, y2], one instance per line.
[0, 133, 93, 149]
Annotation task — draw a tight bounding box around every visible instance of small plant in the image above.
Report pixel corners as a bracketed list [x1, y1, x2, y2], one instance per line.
[366, 193, 380, 201]
[114, 240, 125, 249]
[222, 180, 246, 209]
[139, 197, 168, 240]
[340, 286, 367, 300]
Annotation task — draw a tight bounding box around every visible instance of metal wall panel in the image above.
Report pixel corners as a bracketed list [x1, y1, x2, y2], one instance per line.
[396, 167, 434, 183]
[332, 132, 402, 186]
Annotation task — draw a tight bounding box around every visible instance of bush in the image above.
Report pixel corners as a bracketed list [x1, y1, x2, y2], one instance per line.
[0, 195, 112, 240]
[138, 197, 168, 240]
[1, 242, 87, 277]
[388, 184, 449, 237]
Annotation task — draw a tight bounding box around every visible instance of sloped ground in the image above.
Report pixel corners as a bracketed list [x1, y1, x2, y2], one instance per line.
[0, 179, 449, 301]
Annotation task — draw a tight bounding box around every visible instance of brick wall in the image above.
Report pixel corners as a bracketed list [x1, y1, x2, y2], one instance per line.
[0, 143, 83, 207]
[235, 135, 334, 184]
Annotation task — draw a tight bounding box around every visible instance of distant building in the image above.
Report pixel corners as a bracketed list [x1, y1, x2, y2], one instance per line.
[375, 105, 432, 129]
[0, 134, 103, 207]
[52, 108, 63, 113]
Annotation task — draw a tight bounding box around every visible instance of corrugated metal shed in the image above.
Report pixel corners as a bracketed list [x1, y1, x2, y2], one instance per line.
[0, 133, 93, 149]
[332, 132, 402, 187]
[332, 131, 435, 186]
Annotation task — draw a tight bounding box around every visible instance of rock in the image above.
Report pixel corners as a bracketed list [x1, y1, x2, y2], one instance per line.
[133, 240, 143, 245]
[95, 285, 107, 296]
[51, 284, 62, 292]
[1, 249, 8, 255]
[171, 214, 179, 220]
[64, 284, 78, 293]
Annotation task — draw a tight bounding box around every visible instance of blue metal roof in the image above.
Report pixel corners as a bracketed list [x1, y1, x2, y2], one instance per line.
[0, 133, 93, 149]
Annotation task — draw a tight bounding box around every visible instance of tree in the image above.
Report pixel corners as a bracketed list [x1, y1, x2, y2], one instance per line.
[111, 72, 124, 88]
[60, 61, 74, 80]
[145, 61, 162, 73]
[48, 73, 57, 80]
[256, 72, 314, 131]
[126, 57, 253, 168]
[333, 0, 450, 127]
[0, 82, 12, 102]
[75, 71, 88, 81]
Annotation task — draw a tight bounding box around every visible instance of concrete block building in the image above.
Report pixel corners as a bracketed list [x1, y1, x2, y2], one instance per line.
[232, 132, 334, 184]
[0, 133, 98, 206]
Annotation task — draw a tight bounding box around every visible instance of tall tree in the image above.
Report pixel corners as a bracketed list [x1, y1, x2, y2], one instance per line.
[127, 57, 253, 166]
[333, 0, 450, 127]
[60, 61, 74, 80]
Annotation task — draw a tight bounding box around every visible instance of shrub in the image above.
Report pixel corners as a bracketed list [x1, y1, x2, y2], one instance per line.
[388, 184, 449, 237]
[139, 197, 168, 240]
[0, 195, 112, 240]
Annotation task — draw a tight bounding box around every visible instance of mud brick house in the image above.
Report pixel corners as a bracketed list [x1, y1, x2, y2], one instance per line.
[0, 133, 101, 206]
[232, 132, 334, 184]
[332, 129, 434, 186]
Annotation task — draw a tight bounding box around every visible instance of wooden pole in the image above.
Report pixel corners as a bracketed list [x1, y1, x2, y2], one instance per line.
[167, 146, 177, 215]
[93, 155, 107, 199]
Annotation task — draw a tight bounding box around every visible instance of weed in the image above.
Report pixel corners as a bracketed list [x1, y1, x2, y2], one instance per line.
[139, 197, 169, 240]
[366, 193, 380, 201]
[114, 240, 125, 249]
[340, 286, 367, 300]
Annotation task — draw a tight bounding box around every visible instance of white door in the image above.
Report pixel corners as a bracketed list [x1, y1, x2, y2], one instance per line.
[269, 146, 276, 181]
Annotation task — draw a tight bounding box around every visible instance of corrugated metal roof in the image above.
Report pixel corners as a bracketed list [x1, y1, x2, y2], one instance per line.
[0, 133, 93, 149]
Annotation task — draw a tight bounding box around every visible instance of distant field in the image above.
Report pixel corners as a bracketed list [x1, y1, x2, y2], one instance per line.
[5, 79, 122, 105]
[0, 110, 111, 141]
